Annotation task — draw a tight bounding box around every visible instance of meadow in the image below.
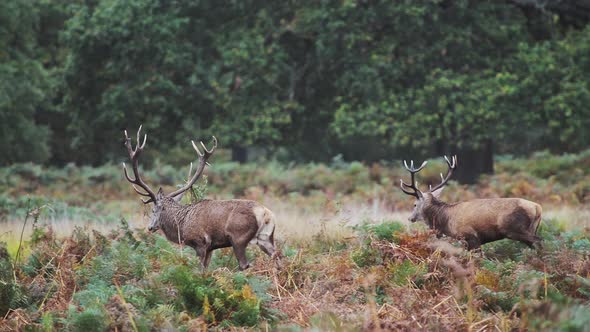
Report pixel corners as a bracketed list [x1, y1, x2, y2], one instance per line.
[1, 151, 590, 331]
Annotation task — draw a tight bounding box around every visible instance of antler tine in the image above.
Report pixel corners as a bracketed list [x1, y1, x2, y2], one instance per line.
[201, 136, 218, 155]
[122, 126, 157, 204]
[124, 130, 134, 155]
[187, 162, 193, 181]
[444, 155, 457, 168]
[403, 160, 428, 172]
[400, 179, 418, 196]
[122, 162, 134, 182]
[140, 197, 153, 204]
[191, 140, 204, 157]
[168, 136, 218, 198]
[132, 184, 152, 197]
[400, 159, 427, 198]
[140, 133, 147, 149]
[136, 125, 142, 147]
[429, 155, 458, 193]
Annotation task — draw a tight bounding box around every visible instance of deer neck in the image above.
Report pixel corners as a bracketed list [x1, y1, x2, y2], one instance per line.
[159, 199, 189, 244]
[423, 198, 452, 236]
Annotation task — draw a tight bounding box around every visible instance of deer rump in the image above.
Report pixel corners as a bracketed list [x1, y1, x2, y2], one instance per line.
[428, 198, 542, 249]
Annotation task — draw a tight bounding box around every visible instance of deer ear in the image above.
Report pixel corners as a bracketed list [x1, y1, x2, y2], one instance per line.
[431, 186, 444, 198]
[172, 192, 184, 203]
[156, 187, 164, 198]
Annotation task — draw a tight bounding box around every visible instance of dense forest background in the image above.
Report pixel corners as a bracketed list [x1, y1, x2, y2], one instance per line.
[2, 0, 590, 183]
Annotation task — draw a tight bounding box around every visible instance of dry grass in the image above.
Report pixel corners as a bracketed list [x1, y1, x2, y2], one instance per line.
[1, 199, 589, 330]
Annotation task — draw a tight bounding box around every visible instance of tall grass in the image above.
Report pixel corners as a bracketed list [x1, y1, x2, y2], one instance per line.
[1, 150, 590, 329]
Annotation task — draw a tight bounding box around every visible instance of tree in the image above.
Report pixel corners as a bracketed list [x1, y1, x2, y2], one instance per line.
[0, 0, 52, 165]
[60, 0, 297, 164]
[326, 1, 529, 182]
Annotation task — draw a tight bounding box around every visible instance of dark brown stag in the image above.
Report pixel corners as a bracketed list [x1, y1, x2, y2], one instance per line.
[123, 126, 280, 270]
[400, 156, 542, 249]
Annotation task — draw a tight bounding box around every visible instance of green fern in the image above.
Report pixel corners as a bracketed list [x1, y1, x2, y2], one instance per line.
[68, 307, 108, 332]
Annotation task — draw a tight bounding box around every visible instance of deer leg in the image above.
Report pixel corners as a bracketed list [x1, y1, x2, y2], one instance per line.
[256, 233, 275, 257]
[259, 232, 283, 269]
[202, 250, 213, 269]
[232, 243, 250, 270]
[507, 232, 538, 248]
[195, 247, 208, 270]
[465, 235, 481, 250]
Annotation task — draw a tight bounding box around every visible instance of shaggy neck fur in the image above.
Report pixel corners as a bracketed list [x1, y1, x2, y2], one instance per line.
[158, 198, 193, 244]
[423, 197, 453, 236]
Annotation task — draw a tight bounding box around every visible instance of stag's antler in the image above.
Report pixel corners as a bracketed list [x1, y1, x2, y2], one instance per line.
[428, 155, 457, 193]
[168, 136, 217, 198]
[400, 159, 428, 198]
[122, 125, 157, 204]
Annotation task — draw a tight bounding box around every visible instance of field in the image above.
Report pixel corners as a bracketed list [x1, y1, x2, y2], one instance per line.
[1, 151, 590, 331]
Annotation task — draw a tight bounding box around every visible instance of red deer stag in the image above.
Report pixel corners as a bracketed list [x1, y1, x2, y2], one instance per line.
[122, 126, 280, 270]
[399, 156, 542, 250]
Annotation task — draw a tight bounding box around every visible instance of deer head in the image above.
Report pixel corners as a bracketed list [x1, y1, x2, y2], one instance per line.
[399, 156, 457, 223]
[122, 126, 217, 232]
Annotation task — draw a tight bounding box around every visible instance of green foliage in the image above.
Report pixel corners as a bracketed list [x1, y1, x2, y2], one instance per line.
[162, 265, 265, 326]
[0, 1, 52, 165]
[356, 220, 405, 243]
[372, 222, 405, 242]
[350, 247, 381, 268]
[0, 242, 28, 315]
[0, 0, 589, 168]
[387, 260, 427, 287]
[67, 307, 108, 332]
[184, 175, 208, 204]
[476, 287, 517, 312]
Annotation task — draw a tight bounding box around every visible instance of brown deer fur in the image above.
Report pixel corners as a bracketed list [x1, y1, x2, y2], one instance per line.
[420, 193, 542, 249]
[154, 195, 277, 270]
[400, 156, 543, 250]
[122, 126, 280, 271]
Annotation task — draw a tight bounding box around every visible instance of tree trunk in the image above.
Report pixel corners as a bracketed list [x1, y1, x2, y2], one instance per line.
[454, 140, 494, 184]
[231, 146, 248, 163]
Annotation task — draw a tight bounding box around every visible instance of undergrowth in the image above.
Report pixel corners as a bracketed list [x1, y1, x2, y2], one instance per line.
[1, 215, 587, 330]
[2, 149, 590, 221]
[1, 152, 590, 330]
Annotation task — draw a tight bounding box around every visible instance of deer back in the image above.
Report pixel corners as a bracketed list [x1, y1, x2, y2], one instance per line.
[443, 198, 541, 238]
[159, 198, 262, 246]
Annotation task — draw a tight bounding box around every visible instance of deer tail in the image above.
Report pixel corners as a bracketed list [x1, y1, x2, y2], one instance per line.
[252, 206, 275, 243]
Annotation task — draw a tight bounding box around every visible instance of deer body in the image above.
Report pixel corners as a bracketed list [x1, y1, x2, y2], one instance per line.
[154, 197, 276, 269]
[400, 156, 542, 250]
[122, 126, 280, 270]
[420, 195, 542, 249]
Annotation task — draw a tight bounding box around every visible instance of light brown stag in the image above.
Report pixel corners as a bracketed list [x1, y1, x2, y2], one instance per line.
[122, 126, 280, 270]
[399, 156, 542, 250]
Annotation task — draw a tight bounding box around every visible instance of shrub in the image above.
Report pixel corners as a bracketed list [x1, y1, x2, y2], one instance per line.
[67, 307, 109, 332]
[353, 220, 405, 243]
[0, 243, 29, 316]
[161, 265, 271, 326]
[351, 247, 381, 268]
[387, 260, 427, 287]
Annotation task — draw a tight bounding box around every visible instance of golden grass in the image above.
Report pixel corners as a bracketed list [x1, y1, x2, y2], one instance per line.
[1, 198, 587, 250]
[543, 206, 590, 229]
